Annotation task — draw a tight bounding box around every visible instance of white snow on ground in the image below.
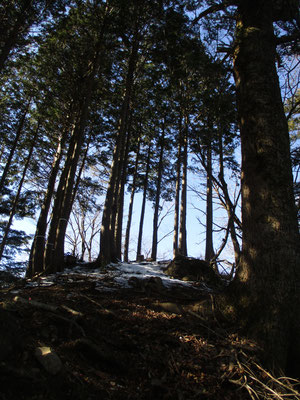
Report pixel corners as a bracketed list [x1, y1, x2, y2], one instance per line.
[105, 262, 194, 289]
[25, 261, 200, 292]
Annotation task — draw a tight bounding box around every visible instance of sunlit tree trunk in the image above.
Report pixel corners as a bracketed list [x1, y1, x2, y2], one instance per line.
[226, 0, 300, 374]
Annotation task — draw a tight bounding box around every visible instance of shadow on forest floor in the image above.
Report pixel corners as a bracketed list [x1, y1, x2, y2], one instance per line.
[0, 262, 299, 400]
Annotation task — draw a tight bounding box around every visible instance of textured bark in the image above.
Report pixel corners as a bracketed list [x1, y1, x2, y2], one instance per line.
[226, 0, 300, 374]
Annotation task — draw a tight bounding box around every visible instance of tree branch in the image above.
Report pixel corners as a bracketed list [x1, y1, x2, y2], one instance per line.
[276, 32, 300, 45]
[192, 1, 237, 25]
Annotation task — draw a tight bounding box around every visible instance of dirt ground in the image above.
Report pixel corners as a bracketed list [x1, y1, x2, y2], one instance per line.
[0, 270, 297, 400]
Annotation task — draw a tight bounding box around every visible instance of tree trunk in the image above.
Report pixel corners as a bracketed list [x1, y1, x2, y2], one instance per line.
[178, 118, 188, 257]
[124, 134, 141, 262]
[0, 102, 31, 194]
[115, 115, 132, 260]
[43, 7, 110, 273]
[98, 32, 140, 266]
[173, 115, 182, 258]
[137, 143, 151, 258]
[0, 122, 39, 262]
[44, 101, 91, 273]
[217, 132, 241, 266]
[27, 121, 72, 277]
[205, 138, 214, 261]
[0, 0, 33, 71]
[151, 125, 165, 261]
[226, 0, 300, 374]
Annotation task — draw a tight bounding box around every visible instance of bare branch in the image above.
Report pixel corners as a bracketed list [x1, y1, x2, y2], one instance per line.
[192, 1, 237, 26]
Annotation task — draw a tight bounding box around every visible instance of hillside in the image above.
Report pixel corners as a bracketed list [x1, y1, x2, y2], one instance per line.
[0, 262, 299, 400]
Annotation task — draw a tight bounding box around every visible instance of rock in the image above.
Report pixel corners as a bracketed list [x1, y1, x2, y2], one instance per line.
[34, 346, 63, 375]
[164, 255, 221, 286]
[64, 253, 77, 268]
[128, 276, 164, 294]
[136, 254, 144, 262]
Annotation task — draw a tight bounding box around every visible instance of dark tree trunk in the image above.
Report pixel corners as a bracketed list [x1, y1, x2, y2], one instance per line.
[44, 114, 88, 273]
[225, 0, 300, 374]
[98, 32, 139, 266]
[205, 138, 214, 262]
[0, 0, 33, 71]
[151, 125, 165, 261]
[124, 134, 141, 262]
[173, 115, 182, 258]
[137, 143, 151, 258]
[217, 132, 241, 266]
[0, 122, 39, 262]
[44, 8, 110, 273]
[178, 119, 188, 257]
[27, 123, 71, 277]
[0, 102, 31, 194]
[115, 125, 131, 261]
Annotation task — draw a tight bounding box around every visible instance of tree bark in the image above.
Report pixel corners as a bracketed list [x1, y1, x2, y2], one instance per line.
[225, 0, 300, 374]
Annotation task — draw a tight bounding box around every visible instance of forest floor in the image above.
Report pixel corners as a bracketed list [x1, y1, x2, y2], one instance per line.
[0, 262, 299, 400]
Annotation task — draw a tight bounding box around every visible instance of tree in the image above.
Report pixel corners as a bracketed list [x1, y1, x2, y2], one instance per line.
[0, 0, 68, 72]
[0, 120, 39, 262]
[231, 0, 300, 374]
[193, 0, 300, 373]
